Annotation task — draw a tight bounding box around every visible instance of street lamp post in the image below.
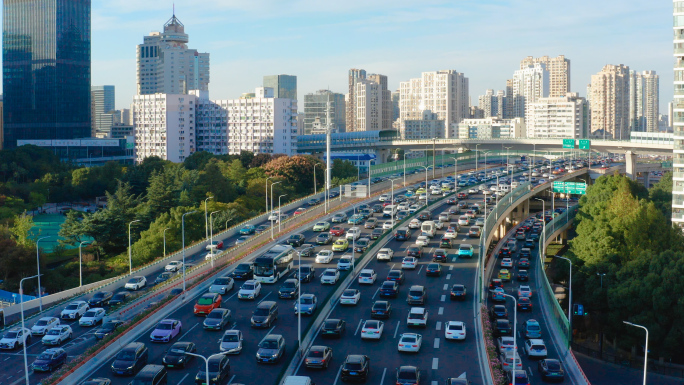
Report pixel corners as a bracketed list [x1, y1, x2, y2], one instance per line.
[450, 157, 458, 186]
[295, 251, 303, 352]
[181, 211, 196, 294]
[403, 152, 407, 186]
[20, 274, 41, 385]
[265, 176, 275, 215]
[173, 350, 229, 385]
[368, 160, 375, 197]
[163, 228, 170, 258]
[503, 293, 519, 382]
[534, 197, 546, 257]
[204, 196, 213, 239]
[420, 166, 428, 198]
[270, 181, 282, 240]
[209, 211, 220, 268]
[556, 255, 573, 342]
[278, 195, 287, 233]
[623, 321, 649, 385]
[128, 220, 140, 276]
[475, 144, 481, 173]
[597, 272, 606, 288]
[78, 241, 91, 287]
[35, 236, 51, 311]
[389, 179, 400, 229]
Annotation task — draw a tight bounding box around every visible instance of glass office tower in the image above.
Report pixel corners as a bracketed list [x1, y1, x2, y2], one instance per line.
[3, 0, 91, 148]
[263, 74, 297, 100]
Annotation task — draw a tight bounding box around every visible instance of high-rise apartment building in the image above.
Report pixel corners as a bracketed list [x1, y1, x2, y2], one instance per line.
[672, 2, 684, 227]
[520, 55, 571, 97]
[478, 89, 507, 118]
[355, 75, 392, 131]
[391, 91, 400, 123]
[136, 13, 210, 95]
[263, 75, 297, 100]
[510, 64, 549, 118]
[346, 69, 367, 132]
[366, 74, 393, 131]
[526, 93, 588, 138]
[457, 117, 526, 139]
[3, 0, 91, 149]
[629, 70, 659, 132]
[303, 90, 345, 135]
[398, 70, 470, 139]
[401, 110, 445, 140]
[589, 64, 630, 139]
[91, 85, 116, 137]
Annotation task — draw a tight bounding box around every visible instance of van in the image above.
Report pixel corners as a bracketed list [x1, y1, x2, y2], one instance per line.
[420, 221, 436, 238]
[383, 205, 397, 218]
[131, 364, 167, 385]
[251, 301, 278, 328]
[283, 376, 314, 385]
[511, 182, 519, 189]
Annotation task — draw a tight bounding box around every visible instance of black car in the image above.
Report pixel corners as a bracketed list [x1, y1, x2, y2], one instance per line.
[341, 355, 370, 382]
[94, 320, 125, 340]
[498, 247, 512, 257]
[524, 239, 536, 249]
[490, 305, 508, 320]
[195, 354, 230, 384]
[111, 342, 148, 376]
[447, 198, 457, 205]
[286, 234, 306, 247]
[370, 228, 385, 239]
[354, 238, 370, 253]
[425, 263, 441, 276]
[278, 279, 299, 299]
[304, 345, 333, 369]
[396, 365, 420, 385]
[372, 204, 383, 213]
[406, 246, 423, 258]
[519, 248, 532, 258]
[517, 270, 529, 282]
[89, 291, 113, 307]
[256, 334, 286, 364]
[299, 244, 316, 257]
[507, 369, 530, 385]
[371, 301, 392, 319]
[154, 272, 174, 285]
[295, 264, 315, 283]
[432, 249, 448, 262]
[494, 319, 512, 336]
[439, 238, 453, 249]
[518, 297, 533, 311]
[109, 292, 131, 306]
[308, 198, 321, 206]
[386, 269, 405, 283]
[203, 308, 232, 330]
[450, 284, 466, 300]
[379, 281, 399, 298]
[230, 263, 254, 280]
[538, 358, 565, 382]
[489, 278, 504, 289]
[255, 224, 270, 234]
[418, 211, 432, 220]
[31, 348, 67, 372]
[316, 233, 332, 245]
[162, 341, 196, 368]
[321, 319, 346, 338]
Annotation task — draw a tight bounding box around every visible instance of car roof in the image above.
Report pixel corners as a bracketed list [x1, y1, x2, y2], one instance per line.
[528, 338, 545, 344]
[346, 354, 366, 362]
[409, 307, 426, 314]
[301, 293, 315, 299]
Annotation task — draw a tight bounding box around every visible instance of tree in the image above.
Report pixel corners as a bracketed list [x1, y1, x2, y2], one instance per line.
[9, 212, 34, 248]
[250, 153, 273, 168]
[262, 155, 323, 194]
[183, 151, 215, 171]
[331, 159, 357, 180]
[0, 228, 34, 289]
[58, 211, 87, 246]
[650, 171, 673, 219]
[239, 151, 255, 169]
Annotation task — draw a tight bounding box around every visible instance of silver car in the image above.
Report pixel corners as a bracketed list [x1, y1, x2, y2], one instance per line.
[294, 294, 318, 315]
[219, 330, 243, 354]
[209, 277, 234, 295]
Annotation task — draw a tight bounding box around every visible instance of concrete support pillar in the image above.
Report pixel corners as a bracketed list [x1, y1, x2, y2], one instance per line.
[375, 148, 391, 164]
[643, 172, 651, 188]
[625, 150, 637, 180]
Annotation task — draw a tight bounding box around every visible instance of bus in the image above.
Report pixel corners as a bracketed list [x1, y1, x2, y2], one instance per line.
[253, 244, 295, 283]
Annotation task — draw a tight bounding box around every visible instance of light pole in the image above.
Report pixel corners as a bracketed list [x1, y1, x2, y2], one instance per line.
[127, 221, 140, 276]
[389, 178, 400, 229]
[265, 176, 275, 215]
[278, 195, 287, 233]
[475, 144, 481, 173]
[534, 197, 546, 256]
[597, 272, 606, 288]
[181, 211, 196, 294]
[163, 228, 170, 258]
[403, 152, 407, 186]
[172, 350, 229, 385]
[35, 236, 51, 311]
[503, 293, 518, 382]
[451, 157, 458, 187]
[20, 274, 41, 385]
[204, 196, 213, 239]
[420, 166, 428, 199]
[368, 159, 375, 197]
[209, 211, 220, 268]
[556, 255, 573, 342]
[295, 251, 303, 352]
[270, 181, 282, 240]
[623, 321, 649, 385]
[78, 241, 90, 287]
[225, 219, 230, 230]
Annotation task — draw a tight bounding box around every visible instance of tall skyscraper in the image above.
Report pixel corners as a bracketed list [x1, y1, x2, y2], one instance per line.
[303, 90, 345, 134]
[589, 64, 630, 139]
[91, 85, 115, 137]
[673, 2, 684, 227]
[136, 13, 210, 95]
[520, 55, 571, 97]
[366, 74, 393, 131]
[510, 64, 549, 118]
[629, 70, 659, 132]
[263, 75, 297, 100]
[346, 69, 367, 132]
[3, 0, 92, 148]
[355, 77, 392, 131]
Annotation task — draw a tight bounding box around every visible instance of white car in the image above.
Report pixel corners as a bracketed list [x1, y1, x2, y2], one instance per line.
[408, 205, 421, 213]
[444, 229, 458, 239]
[337, 255, 353, 271]
[397, 333, 422, 353]
[408, 219, 421, 229]
[267, 211, 281, 221]
[205, 251, 218, 261]
[346, 227, 361, 241]
[0, 327, 31, 349]
[360, 320, 384, 340]
[358, 269, 377, 284]
[379, 194, 389, 202]
[165, 261, 183, 272]
[407, 307, 428, 327]
[438, 213, 450, 222]
[124, 276, 147, 291]
[518, 285, 532, 298]
[501, 258, 513, 268]
[382, 221, 393, 230]
[31, 317, 60, 336]
[41, 325, 73, 346]
[458, 216, 469, 226]
[445, 321, 466, 340]
[376, 248, 394, 261]
[320, 268, 340, 285]
[238, 280, 262, 300]
[402, 257, 417, 270]
[340, 289, 361, 305]
[60, 301, 89, 320]
[497, 336, 517, 354]
[524, 339, 548, 358]
[315, 250, 334, 264]
[79, 308, 106, 327]
[415, 236, 429, 247]
[209, 277, 234, 295]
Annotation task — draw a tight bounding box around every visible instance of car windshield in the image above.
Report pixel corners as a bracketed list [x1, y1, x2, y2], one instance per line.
[308, 350, 325, 358]
[222, 334, 239, 342]
[36, 320, 48, 326]
[364, 321, 378, 329]
[235, 264, 251, 272]
[301, 267, 312, 273]
[345, 362, 362, 370]
[408, 312, 423, 319]
[373, 303, 387, 310]
[300, 297, 314, 304]
[409, 290, 422, 297]
[37, 353, 54, 360]
[5, 332, 18, 339]
[528, 324, 540, 330]
[93, 293, 105, 299]
[282, 281, 295, 288]
[260, 340, 278, 349]
[382, 282, 395, 288]
[65, 304, 79, 310]
[127, 278, 139, 284]
[208, 360, 223, 372]
[324, 321, 339, 328]
[113, 292, 128, 299]
[47, 329, 62, 335]
[117, 350, 136, 361]
[398, 370, 417, 380]
[242, 284, 255, 291]
[197, 297, 215, 305]
[459, 245, 470, 250]
[213, 278, 230, 285]
[546, 361, 561, 370]
[289, 235, 301, 239]
[101, 322, 118, 331]
[343, 290, 356, 296]
[84, 311, 97, 317]
[360, 272, 372, 277]
[207, 312, 223, 319]
[323, 271, 336, 276]
[157, 323, 174, 330]
[340, 258, 351, 263]
[402, 335, 417, 343]
[254, 308, 270, 316]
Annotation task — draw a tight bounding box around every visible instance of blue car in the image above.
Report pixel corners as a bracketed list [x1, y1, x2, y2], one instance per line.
[32, 348, 67, 372]
[458, 244, 474, 258]
[348, 214, 365, 225]
[239, 225, 256, 235]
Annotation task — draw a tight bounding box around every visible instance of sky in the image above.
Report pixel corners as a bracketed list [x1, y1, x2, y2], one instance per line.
[75, 0, 675, 111]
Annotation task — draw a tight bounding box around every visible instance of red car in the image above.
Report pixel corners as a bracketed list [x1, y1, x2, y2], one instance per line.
[457, 193, 467, 199]
[329, 226, 346, 237]
[294, 207, 307, 215]
[206, 240, 223, 250]
[193, 293, 222, 315]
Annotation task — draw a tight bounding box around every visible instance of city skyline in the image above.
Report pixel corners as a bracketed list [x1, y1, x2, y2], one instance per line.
[0, 0, 670, 112]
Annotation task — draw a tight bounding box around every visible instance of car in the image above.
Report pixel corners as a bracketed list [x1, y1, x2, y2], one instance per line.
[383, 221, 393, 230]
[518, 285, 532, 298]
[88, 291, 113, 307]
[296, 264, 316, 283]
[360, 319, 384, 340]
[337, 255, 353, 270]
[124, 276, 147, 291]
[82, 379, 112, 385]
[458, 216, 470, 226]
[501, 258, 513, 268]
[364, 218, 378, 229]
[41, 325, 72, 346]
[308, 198, 321, 206]
[432, 249, 448, 262]
[500, 351, 524, 372]
[354, 238, 370, 253]
[230, 263, 254, 280]
[519, 248, 532, 258]
[154, 272, 174, 285]
[111, 342, 148, 376]
[330, 226, 346, 237]
[425, 263, 442, 276]
[237, 280, 261, 300]
[358, 269, 377, 285]
[497, 336, 517, 354]
[286, 234, 306, 247]
[370, 300, 392, 319]
[406, 245, 423, 258]
[219, 330, 243, 354]
[277, 278, 300, 299]
[31, 317, 60, 336]
[475, 217, 485, 227]
[346, 227, 361, 241]
[321, 318, 346, 338]
[304, 347, 335, 372]
[194, 292, 223, 315]
[60, 301, 89, 320]
[294, 207, 308, 215]
[0, 327, 31, 350]
[408, 219, 421, 230]
[79, 308, 106, 327]
[518, 297, 533, 311]
[340, 289, 361, 305]
[526, 319, 542, 338]
[507, 370, 531, 385]
[491, 287, 505, 301]
[256, 334, 286, 364]
[386, 269, 405, 283]
[311, 221, 331, 232]
[407, 307, 428, 327]
[206, 277, 234, 296]
[331, 212, 348, 223]
[255, 224, 270, 234]
[517, 269, 529, 281]
[94, 320, 124, 340]
[516, 231, 526, 240]
[445, 321, 466, 340]
[206, 240, 224, 250]
[348, 214, 365, 225]
[524, 239, 536, 249]
[341, 354, 370, 382]
[495, 319, 512, 336]
[165, 261, 183, 272]
[380, 281, 399, 298]
[314, 250, 334, 264]
[402, 257, 417, 269]
[489, 278, 504, 289]
[490, 304, 509, 320]
[370, 227, 385, 239]
[321, 268, 340, 285]
[498, 269, 512, 281]
[525, 338, 548, 358]
[315, 232, 332, 245]
[295, 293, 318, 315]
[163, 341, 196, 368]
[332, 239, 349, 252]
[203, 308, 232, 330]
[538, 358, 565, 381]
[194, 354, 231, 384]
[468, 226, 481, 238]
[450, 284, 467, 300]
[415, 235, 429, 247]
[150, 319, 182, 342]
[31, 348, 67, 372]
[518, 258, 530, 269]
[397, 333, 422, 353]
[458, 244, 474, 258]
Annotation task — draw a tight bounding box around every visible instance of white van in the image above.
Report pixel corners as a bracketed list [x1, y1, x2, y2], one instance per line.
[283, 376, 314, 385]
[511, 182, 519, 189]
[383, 205, 397, 218]
[421, 221, 437, 238]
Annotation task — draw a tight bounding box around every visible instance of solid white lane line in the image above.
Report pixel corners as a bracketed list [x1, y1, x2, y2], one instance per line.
[442, 284, 448, 290]
[226, 374, 236, 384]
[449, 265, 454, 270]
[380, 368, 387, 384]
[354, 320, 364, 336]
[332, 364, 343, 385]
[432, 358, 439, 369]
[438, 307, 444, 315]
[440, 295, 446, 302]
[372, 288, 380, 300]
[436, 321, 442, 331]
[259, 325, 277, 344]
[446, 274, 451, 280]
[417, 265, 424, 274]
[178, 373, 189, 383]
[179, 323, 199, 341]
[393, 321, 401, 339]
[257, 291, 272, 304]
[434, 338, 440, 349]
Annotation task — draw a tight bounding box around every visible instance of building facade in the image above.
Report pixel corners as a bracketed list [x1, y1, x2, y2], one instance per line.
[520, 55, 570, 98]
[478, 89, 507, 119]
[629, 70, 659, 132]
[303, 90, 346, 134]
[136, 14, 210, 95]
[457, 117, 526, 139]
[401, 110, 446, 140]
[263, 75, 297, 100]
[589, 64, 630, 140]
[91, 85, 115, 137]
[346, 69, 367, 132]
[510, 64, 549, 118]
[526, 93, 588, 138]
[355, 76, 392, 131]
[673, 1, 684, 227]
[3, 0, 92, 148]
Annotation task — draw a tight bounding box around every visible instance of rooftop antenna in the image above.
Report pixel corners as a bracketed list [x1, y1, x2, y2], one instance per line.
[173, 3, 175, 16]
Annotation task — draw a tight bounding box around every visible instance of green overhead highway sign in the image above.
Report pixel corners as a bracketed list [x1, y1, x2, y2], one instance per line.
[553, 181, 587, 195]
[563, 139, 575, 149]
[579, 139, 591, 150]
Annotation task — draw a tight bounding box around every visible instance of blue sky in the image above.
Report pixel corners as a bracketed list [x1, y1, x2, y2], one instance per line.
[86, 0, 672, 111]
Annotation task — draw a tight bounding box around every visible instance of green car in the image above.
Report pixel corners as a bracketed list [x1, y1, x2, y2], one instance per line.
[332, 239, 349, 252]
[348, 214, 365, 225]
[313, 221, 330, 232]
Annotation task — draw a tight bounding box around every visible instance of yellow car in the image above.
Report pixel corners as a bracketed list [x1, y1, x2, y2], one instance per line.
[498, 269, 511, 282]
[332, 239, 349, 252]
[416, 188, 426, 195]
